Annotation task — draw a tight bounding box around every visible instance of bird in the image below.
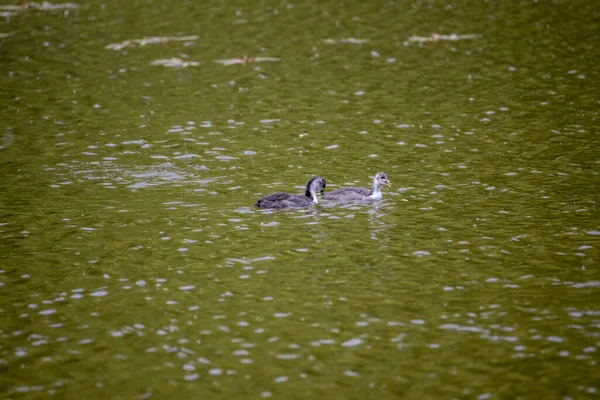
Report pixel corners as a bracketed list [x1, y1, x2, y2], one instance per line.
[255, 176, 326, 209]
[324, 172, 391, 201]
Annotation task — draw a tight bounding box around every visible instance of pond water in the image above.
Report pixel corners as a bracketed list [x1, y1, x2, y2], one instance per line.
[1, 1, 599, 398]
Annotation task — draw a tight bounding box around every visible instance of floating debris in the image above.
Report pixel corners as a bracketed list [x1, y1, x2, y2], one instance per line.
[150, 58, 200, 68]
[0, 32, 16, 38]
[214, 56, 280, 66]
[408, 33, 481, 43]
[1, 2, 82, 11]
[28, 1, 81, 10]
[322, 38, 370, 44]
[0, 11, 19, 16]
[105, 35, 198, 51]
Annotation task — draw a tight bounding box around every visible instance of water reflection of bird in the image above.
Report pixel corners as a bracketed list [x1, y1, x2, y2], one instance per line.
[324, 172, 391, 201]
[255, 177, 326, 209]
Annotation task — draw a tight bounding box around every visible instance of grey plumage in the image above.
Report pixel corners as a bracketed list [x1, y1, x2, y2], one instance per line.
[255, 176, 326, 209]
[324, 172, 391, 201]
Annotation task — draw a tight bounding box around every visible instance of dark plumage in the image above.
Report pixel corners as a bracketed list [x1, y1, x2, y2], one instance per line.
[324, 172, 391, 201]
[255, 176, 326, 209]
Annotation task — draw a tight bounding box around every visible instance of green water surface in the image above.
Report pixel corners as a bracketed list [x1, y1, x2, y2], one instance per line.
[1, 0, 599, 398]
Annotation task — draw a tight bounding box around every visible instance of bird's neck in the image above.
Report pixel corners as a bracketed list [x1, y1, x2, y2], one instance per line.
[368, 181, 382, 199]
[311, 191, 319, 204]
[367, 190, 382, 200]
